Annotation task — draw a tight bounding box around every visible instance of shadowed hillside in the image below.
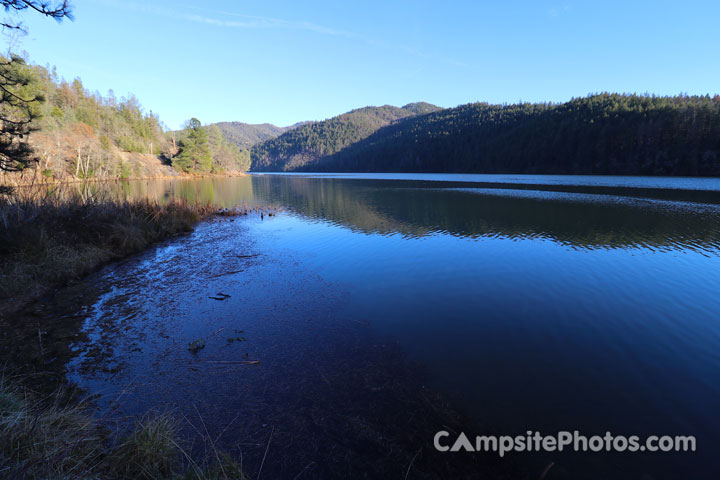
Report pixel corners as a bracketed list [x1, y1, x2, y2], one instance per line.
[250, 103, 440, 171]
[255, 94, 720, 176]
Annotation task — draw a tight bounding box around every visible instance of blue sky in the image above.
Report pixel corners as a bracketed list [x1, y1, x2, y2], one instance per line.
[12, 0, 720, 129]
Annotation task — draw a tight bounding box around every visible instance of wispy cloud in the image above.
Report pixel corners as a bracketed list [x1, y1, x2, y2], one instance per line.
[547, 2, 573, 18]
[96, 0, 467, 67]
[98, 0, 354, 38]
[183, 7, 356, 38]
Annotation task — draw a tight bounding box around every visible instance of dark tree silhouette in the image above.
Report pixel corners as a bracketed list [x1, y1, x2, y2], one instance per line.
[0, 1, 72, 171]
[1, 0, 72, 32]
[0, 54, 42, 171]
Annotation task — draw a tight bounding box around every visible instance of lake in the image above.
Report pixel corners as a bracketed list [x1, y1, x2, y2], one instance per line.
[10, 173, 720, 479]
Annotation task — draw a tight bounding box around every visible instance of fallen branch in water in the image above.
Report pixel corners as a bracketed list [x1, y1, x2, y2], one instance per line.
[208, 292, 231, 300]
[208, 270, 244, 279]
[203, 360, 260, 365]
[257, 425, 275, 480]
[539, 462, 555, 480]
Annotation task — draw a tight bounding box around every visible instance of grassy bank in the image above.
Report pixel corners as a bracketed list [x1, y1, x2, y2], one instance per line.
[0, 192, 253, 478]
[0, 379, 245, 479]
[0, 190, 217, 315]
[0, 170, 247, 189]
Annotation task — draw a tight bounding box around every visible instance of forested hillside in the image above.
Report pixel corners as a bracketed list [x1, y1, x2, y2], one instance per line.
[172, 121, 251, 173]
[0, 57, 251, 185]
[211, 121, 293, 148]
[6, 58, 719, 181]
[250, 103, 440, 171]
[261, 94, 720, 176]
[19, 62, 175, 182]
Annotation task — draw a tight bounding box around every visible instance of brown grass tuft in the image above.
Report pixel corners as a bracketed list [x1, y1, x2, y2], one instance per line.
[0, 379, 247, 479]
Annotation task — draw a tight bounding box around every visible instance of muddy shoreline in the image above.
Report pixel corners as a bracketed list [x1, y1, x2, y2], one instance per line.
[1, 215, 529, 479]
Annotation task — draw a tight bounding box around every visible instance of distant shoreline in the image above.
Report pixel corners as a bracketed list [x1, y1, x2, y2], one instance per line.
[1, 170, 247, 190]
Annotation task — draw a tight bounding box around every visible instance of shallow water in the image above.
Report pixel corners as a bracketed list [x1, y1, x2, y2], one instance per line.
[19, 174, 720, 478]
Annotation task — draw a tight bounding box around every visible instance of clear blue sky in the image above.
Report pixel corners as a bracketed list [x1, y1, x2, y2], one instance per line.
[13, 0, 720, 129]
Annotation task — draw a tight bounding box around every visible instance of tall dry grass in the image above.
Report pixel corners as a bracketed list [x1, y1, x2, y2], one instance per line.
[0, 188, 216, 313]
[0, 378, 247, 479]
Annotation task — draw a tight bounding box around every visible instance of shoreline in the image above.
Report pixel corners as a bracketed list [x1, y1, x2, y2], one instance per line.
[1, 213, 525, 479]
[0, 193, 268, 318]
[0, 170, 247, 189]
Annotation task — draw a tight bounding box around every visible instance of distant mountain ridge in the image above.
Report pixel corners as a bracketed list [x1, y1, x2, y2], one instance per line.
[244, 94, 720, 176]
[210, 121, 300, 149]
[249, 103, 441, 171]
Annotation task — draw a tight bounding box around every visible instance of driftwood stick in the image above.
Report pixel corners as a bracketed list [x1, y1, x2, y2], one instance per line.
[203, 360, 260, 365]
[208, 270, 244, 279]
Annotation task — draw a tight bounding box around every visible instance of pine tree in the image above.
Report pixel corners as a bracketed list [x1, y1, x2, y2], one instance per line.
[0, 1, 72, 171]
[0, 55, 43, 171]
[172, 118, 211, 173]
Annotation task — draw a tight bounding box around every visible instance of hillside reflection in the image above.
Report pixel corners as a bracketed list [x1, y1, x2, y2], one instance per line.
[52, 174, 720, 253]
[249, 175, 720, 253]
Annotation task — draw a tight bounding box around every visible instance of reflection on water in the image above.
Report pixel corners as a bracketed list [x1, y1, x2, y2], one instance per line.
[263, 172, 720, 191]
[70, 174, 720, 253]
[250, 175, 720, 253]
[7, 173, 720, 479]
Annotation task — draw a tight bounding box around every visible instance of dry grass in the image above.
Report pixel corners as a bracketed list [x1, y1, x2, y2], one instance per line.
[0, 380, 104, 478]
[109, 414, 182, 478]
[0, 189, 218, 314]
[0, 378, 247, 479]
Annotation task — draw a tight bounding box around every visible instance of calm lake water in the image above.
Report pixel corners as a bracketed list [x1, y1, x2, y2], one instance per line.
[21, 174, 720, 478]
